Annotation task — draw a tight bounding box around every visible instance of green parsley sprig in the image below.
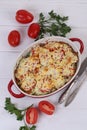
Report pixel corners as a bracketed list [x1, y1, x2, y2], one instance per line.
[36, 10, 71, 40]
[19, 125, 36, 130]
[4, 97, 24, 120]
[4, 97, 33, 120]
[4, 97, 35, 130]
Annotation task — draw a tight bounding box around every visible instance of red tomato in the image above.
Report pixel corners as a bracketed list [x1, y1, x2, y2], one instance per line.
[38, 100, 55, 115]
[26, 107, 38, 124]
[16, 9, 34, 24]
[28, 23, 40, 38]
[8, 30, 20, 47]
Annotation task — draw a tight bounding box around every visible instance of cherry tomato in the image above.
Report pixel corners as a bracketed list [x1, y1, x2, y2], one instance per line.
[28, 23, 40, 38]
[38, 100, 55, 115]
[8, 30, 20, 47]
[16, 9, 34, 24]
[26, 107, 38, 124]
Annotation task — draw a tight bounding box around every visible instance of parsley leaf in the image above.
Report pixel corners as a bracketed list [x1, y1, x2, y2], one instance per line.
[4, 97, 33, 121]
[30, 126, 36, 130]
[19, 125, 36, 130]
[36, 10, 71, 40]
[19, 126, 29, 130]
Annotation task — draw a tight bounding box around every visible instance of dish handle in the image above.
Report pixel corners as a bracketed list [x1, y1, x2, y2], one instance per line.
[8, 79, 25, 98]
[69, 38, 84, 54]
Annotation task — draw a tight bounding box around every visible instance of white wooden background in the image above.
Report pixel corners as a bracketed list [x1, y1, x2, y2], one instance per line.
[0, 0, 87, 130]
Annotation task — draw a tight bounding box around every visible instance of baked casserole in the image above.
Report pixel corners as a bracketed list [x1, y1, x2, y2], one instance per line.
[14, 41, 78, 96]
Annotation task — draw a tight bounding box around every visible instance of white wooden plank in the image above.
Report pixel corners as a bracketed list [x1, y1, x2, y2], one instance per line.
[0, 25, 34, 52]
[0, 26, 87, 52]
[0, 52, 19, 78]
[0, 1, 87, 27]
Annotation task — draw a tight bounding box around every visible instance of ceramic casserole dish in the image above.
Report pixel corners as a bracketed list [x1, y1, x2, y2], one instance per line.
[8, 36, 84, 98]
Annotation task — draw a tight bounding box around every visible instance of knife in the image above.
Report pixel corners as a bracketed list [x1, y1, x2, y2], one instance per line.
[65, 69, 87, 106]
[64, 57, 87, 107]
[58, 57, 87, 105]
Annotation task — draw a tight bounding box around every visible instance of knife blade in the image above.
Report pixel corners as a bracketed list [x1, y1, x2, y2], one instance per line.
[64, 57, 87, 107]
[58, 57, 87, 104]
[65, 70, 87, 106]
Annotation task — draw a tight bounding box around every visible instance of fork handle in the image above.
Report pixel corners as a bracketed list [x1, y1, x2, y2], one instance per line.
[58, 81, 75, 104]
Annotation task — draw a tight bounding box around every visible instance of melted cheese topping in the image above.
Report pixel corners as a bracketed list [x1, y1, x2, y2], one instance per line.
[15, 41, 78, 96]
